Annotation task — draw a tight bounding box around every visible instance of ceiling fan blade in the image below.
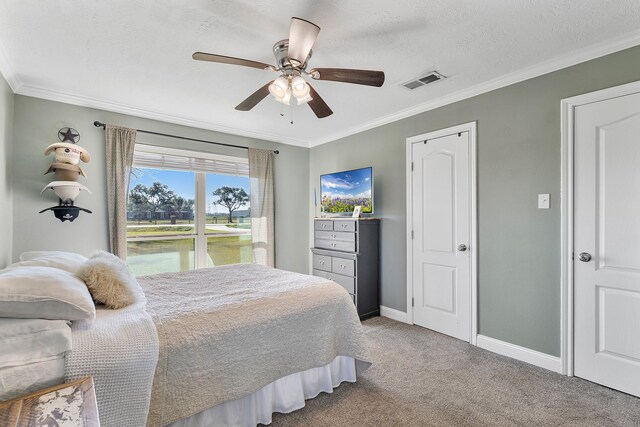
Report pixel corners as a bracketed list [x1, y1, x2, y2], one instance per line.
[193, 52, 274, 71]
[309, 68, 385, 87]
[288, 17, 320, 66]
[235, 81, 273, 111]
[307, 84, 333, 118]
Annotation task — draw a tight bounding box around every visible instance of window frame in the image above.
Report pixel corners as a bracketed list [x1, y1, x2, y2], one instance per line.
[127, 144, 250, 271]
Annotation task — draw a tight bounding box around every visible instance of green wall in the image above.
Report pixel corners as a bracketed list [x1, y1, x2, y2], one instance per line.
[0, 73, 13, 268]
[11, 96, 310, 274]
[309, 45, 640, 356]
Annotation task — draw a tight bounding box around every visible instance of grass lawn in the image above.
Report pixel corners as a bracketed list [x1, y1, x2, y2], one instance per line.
[127, 217, 248, 226]
[206, 235, 252, 266]
[127, 226, 195, 237]
[126, 226, 243, 237]
[127, 235, 252, 276]
[127, 219, 194, 226]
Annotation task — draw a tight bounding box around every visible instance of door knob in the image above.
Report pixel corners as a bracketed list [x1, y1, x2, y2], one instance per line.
[457, 244, 467, 252]
[578, 252, 592, 262]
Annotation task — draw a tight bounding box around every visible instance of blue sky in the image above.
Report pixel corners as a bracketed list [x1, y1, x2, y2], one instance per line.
[320, 167, 372, 200]
[130, 168, 250, 213]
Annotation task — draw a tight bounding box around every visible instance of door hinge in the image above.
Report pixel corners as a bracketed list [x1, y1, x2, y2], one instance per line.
[411, 162, 414, 171]
[572, 252, 574, 261]
[412, 297, 415, 307]
[411, 230, 414, 239]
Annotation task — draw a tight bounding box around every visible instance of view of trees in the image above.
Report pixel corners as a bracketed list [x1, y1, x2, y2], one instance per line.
[128, 182, 250, 225]
[128, 182, 195, 224]
[212, 186, 249, 224]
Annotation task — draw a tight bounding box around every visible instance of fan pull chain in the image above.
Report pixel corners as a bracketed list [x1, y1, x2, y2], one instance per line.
[290, 102, 294, 125]
[280, 103, 284, 117]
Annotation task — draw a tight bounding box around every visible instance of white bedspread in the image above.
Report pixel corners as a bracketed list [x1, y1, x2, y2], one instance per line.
[139, 264, 371, 427]
[65, 305, 159, 427]
[64, 264, 370, 427]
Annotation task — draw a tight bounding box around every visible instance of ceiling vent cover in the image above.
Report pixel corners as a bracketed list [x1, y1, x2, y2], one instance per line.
[402, 71, 446, 90]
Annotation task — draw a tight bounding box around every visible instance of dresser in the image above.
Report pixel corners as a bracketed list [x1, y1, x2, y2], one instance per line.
[311, 218, 380, 319]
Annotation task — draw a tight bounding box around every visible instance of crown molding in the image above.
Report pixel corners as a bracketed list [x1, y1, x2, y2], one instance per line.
[308, 29, 640, 147]
[15, 84, 310, 148]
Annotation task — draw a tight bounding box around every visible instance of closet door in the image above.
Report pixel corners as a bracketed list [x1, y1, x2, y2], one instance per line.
[573, 90, 640, 397]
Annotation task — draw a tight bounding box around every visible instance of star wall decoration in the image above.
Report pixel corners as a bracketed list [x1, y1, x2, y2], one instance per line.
[58, 127, 80, 143]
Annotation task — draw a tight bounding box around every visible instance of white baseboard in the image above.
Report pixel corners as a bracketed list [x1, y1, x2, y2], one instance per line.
[380, 305, 410, 324]
[476, 335, 562, 373]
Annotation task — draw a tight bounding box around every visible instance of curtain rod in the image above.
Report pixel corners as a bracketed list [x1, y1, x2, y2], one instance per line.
[93, 121, 279, 154]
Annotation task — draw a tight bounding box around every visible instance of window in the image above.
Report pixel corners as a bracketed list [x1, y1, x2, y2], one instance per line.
[126, 145, 251, 276]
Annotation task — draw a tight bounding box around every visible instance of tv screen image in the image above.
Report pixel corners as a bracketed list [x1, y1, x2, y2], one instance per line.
[320, 167, 373, 214]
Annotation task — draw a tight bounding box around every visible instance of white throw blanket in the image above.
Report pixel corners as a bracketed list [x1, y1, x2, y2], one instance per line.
[139, 264, 371, 427]
[65, 305, 159, 427]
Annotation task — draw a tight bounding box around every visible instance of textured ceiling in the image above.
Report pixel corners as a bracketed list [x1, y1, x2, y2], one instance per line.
[1, 0, 640, 147]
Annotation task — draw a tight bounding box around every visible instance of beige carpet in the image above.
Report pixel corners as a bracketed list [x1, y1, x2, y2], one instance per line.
[270, 317, 640, 426]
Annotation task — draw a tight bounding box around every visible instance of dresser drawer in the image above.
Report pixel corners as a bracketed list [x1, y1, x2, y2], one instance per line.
[313, 254, 332, 272]
[327, 272, 355, 294]
[313, 268, 329, 279]
[332, 257, 355, 277]
[312, 269, 355, 294]
[315, 230, 355, 242]
[314, 220, 333, 231]
[333, 220, 356, 232]
[314, 239, 356, 252]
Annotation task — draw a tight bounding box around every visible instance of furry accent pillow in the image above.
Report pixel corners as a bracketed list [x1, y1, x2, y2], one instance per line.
[78, 251, 146, 310]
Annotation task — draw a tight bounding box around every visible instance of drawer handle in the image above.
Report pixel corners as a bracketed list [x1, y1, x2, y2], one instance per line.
[331, 234, 336, 238]
[340, 265, 346, 269]
[320, 261, 325, 265]
[322, 224, 327, 228]
[331, 243, 336, 247]
[341, 224, 347, 228]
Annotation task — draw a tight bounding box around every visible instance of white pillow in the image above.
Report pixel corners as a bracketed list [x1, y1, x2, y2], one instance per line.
[0, 358, 65, 402]
[0, 318, 72, 368]
[13, 251, 88, 274]
[0, 266, 95, 322]
[78, 251, 146, 310]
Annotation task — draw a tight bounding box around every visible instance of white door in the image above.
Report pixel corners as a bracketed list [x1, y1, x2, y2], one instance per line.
[411, 131, 471, 341]
[574, 90, 640, 397]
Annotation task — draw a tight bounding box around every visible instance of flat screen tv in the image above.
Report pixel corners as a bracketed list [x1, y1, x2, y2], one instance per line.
[320, 167, 373, 215]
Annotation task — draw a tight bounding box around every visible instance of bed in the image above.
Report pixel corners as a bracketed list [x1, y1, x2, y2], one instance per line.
[64, 263, 371, 427]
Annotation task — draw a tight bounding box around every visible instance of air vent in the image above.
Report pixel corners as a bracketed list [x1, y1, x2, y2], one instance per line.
[402, 71, 446, 90]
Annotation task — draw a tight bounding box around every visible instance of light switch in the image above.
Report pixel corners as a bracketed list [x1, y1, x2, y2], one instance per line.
[538, 194, 550, 209]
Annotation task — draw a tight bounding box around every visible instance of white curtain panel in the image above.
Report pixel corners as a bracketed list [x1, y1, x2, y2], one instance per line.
[105, 125, 137, 259]
[248, 148, 275, 267]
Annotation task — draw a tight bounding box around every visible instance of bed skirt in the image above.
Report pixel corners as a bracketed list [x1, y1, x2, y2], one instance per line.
[167, 356, 356, 427]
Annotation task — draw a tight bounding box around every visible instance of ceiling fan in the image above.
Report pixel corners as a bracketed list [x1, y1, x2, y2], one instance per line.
[192, 17, 385, 119]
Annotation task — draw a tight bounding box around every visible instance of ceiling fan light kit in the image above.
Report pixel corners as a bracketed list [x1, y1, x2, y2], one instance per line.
[269, 76, 289, 99]
[193, 17, 385, 119]
[275, 88, 292, 105]
[269, 74, 313, 106]
[291, 76, 307, 94]
[295, 90, 313, 105]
